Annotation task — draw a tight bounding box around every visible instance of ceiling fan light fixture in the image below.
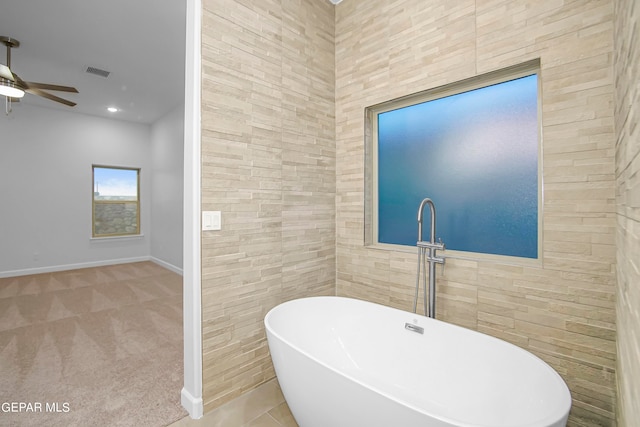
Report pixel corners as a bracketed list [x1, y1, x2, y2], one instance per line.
[0, 79, 24, 98]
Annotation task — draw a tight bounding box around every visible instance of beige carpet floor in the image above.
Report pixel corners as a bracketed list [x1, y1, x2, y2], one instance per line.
[0, 261, 187, 426]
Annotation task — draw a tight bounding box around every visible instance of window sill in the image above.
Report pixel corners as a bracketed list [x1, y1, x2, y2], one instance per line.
[90, 234, 145, 241]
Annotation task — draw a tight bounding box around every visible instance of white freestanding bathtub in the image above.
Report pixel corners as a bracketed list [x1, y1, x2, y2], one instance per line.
[265, 296, 571, 427]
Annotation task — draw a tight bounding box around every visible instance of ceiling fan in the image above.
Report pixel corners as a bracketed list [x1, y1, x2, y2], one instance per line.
[0, 36, 78, 107]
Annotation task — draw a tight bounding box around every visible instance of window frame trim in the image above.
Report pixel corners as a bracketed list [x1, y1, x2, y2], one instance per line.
[92, 164, 142, 238]
[364, 59, 544, 266]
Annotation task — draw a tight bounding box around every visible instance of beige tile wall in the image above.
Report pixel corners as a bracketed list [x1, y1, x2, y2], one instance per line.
[614, 0, 640, 425]
[335, 0, 617, 425]
[200, 0, 335, 412]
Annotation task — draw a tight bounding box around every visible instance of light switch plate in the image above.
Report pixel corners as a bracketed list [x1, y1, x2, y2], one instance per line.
[202, 211, 221, 231]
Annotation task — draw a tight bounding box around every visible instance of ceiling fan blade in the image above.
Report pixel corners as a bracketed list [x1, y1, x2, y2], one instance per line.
[13, 73, 29, 90]
[0, 64, 15, 81]
[23, 81, 78, 93]
[25, 87, 76, 107]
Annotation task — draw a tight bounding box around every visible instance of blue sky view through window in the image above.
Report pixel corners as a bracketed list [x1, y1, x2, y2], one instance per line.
[377, 74, 538, 258]
[93, 167, 138, 200]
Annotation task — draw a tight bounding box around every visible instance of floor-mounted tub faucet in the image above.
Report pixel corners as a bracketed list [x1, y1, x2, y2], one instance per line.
[414, 198, 445, 318]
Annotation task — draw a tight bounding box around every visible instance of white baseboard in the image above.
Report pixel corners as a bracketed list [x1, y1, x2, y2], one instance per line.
[150, 256, 183, 276]
[0, 256, 152, 278]
[181, 387, 203, 419]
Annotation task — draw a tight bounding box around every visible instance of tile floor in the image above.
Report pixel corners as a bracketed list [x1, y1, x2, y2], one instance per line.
[168, 379, 298, 427]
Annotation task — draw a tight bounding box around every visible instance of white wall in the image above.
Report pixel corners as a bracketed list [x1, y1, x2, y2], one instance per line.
[150, 104, 184, 272]
[0, 104, 152, 276]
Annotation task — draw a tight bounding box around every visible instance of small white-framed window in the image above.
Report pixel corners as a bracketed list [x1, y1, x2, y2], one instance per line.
[365, 60, 542, 260]
[92, 165, 140, 237]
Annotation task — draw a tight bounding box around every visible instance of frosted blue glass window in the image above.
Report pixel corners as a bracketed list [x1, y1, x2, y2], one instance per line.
[375, 73, 539, 259]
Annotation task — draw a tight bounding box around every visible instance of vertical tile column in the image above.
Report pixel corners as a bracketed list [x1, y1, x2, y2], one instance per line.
[200, 0, 335, 413]
[614, 0, 640, 424]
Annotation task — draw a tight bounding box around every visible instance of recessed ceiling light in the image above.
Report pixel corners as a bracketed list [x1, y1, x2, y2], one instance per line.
[107, 107, 118, 113]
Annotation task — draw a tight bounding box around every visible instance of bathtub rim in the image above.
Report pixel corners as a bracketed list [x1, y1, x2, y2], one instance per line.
[265, 295, 572, 427]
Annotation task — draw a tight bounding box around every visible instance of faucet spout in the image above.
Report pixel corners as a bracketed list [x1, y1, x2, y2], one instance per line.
[417, 198, 437, 244]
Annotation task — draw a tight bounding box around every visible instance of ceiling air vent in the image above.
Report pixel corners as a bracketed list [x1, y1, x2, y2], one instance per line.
[86, 66, 111, 78]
